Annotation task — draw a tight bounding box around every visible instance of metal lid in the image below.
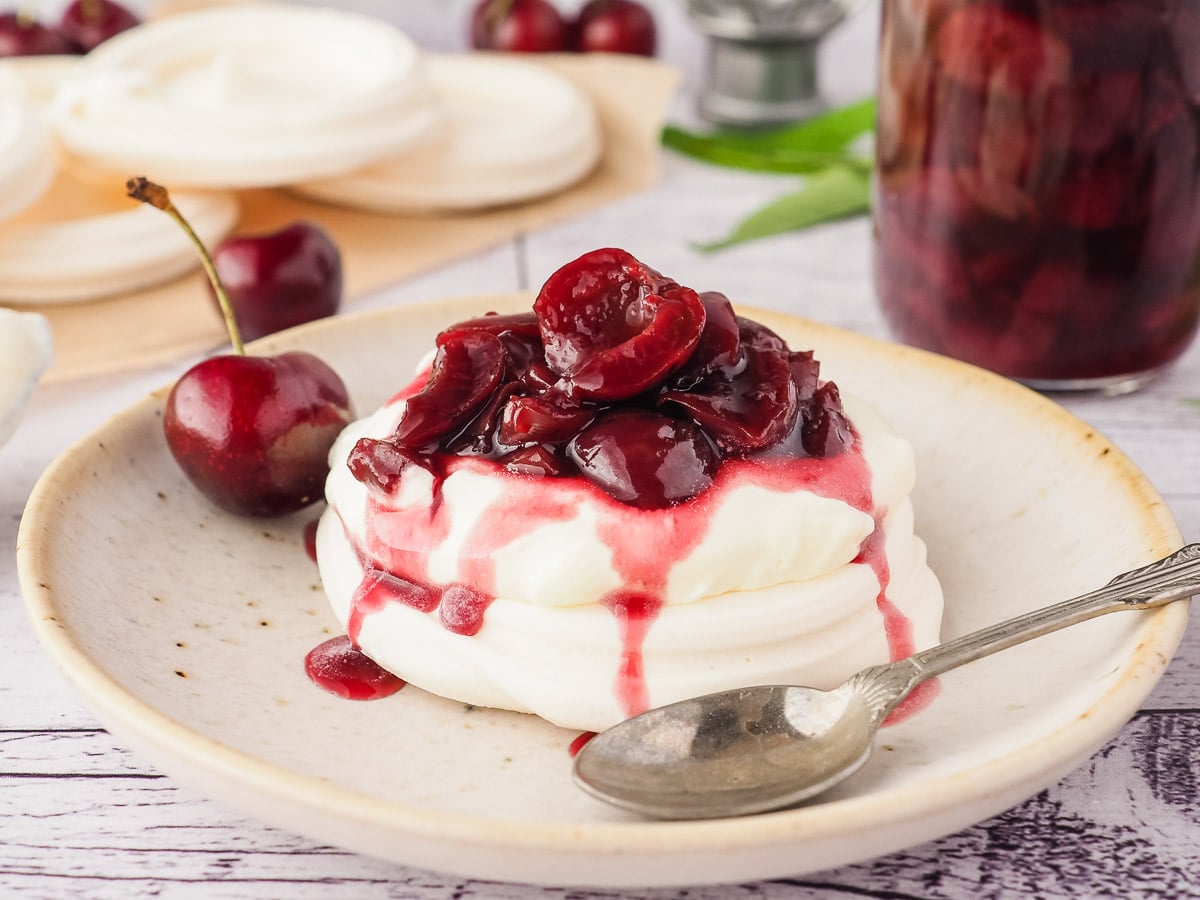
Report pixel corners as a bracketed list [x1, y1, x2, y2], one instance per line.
[686, 0, 863, 126]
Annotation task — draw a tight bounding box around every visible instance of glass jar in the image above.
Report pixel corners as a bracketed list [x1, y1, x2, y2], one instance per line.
[873, 0, 1200, 391]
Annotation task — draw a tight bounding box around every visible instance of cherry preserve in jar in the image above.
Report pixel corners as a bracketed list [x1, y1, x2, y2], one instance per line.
[873, 0, 1200, 391]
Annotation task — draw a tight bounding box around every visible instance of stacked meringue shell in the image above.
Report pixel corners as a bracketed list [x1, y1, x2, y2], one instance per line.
[0, 3, 603, 306]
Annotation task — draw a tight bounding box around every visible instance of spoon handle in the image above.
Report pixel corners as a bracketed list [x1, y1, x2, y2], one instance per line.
[863, 544, 1200, 720]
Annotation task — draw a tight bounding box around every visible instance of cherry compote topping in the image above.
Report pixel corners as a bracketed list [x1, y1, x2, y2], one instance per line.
[356, 248, 852, 511]
[327, 252, 939, 722]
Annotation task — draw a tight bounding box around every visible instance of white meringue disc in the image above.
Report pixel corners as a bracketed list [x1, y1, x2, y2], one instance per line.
[0, 169, 239, 304]
[0, 95, 55, 224]
[293, 55, 602, 213]
[0, 55, 81, 108]
[51, 4, 439, 188]
[0, 308, 53, 446]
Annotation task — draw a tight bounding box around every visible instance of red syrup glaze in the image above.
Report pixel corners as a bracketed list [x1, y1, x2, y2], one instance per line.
[854, 517, 940, 726]
[346, 565, 440, 644]
[602, 592, 663, 716]
[304, 635, 406, 700]
[338, 432, 928, 722]
[569, 731, 598, 758]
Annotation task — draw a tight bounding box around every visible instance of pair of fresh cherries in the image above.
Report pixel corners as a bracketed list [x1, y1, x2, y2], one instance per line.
[471, 0, 656, 56]
[1, 0, 137, 56]
[127, 179, 347, 518]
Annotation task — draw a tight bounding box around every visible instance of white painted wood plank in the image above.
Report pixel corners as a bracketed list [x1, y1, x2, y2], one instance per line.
[1, 713, 1194, 898]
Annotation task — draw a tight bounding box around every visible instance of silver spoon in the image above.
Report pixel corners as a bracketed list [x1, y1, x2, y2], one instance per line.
[573, 543, 1200, 820]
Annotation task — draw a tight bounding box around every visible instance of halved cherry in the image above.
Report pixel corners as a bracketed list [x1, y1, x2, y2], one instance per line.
[499, 394, 596, 445]
[567, 408, 719, 508]
[800, 383, 854, 458]
[659, 339, 797, 455]
[500, 444, 577, 477]
[533, 248, 706, 400]
[444, 382, 522, 457]
[667, 291, 743, 389]
[393, 331, 506, 450]
[436, 311, 540, 346]
[347, 437, 425, 495]
[788, 350, 820, 403]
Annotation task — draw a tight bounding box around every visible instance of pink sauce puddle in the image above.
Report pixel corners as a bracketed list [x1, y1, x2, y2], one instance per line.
[568, 731, 597, 758]
[304, 635, 405, 700]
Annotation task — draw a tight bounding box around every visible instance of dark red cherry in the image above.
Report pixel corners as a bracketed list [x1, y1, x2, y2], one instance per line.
[164, 351, 354, 517]
[126, 177, 355, 519]
[58, 0, 139, 53]
[347, 437, 425, 496]
[572, 0, 656, 56]
[211, 222, 342, 343]
[568, 409, 719, 508]
[788, 350, 820, 403]
[801, 382, 854, 458]
[436, 311, 540, 346]
[444, 381, 521, 457]
[660, 340, 797, 455]
[667, 290, 743, 389]
[500, 394, 596, 445]
[470, 0, 568, 52]
[0, 13, 75, 56]
[533, 248, 706, 400]
[500, 444, 576, 477]
[393, 331, 506, 450]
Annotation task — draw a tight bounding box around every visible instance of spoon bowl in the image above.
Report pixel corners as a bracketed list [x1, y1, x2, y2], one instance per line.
[574, 544, 1200, 819]
[576, 684, 875, 819]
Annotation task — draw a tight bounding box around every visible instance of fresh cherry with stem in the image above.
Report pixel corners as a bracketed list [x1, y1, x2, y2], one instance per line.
[126, 177, 354, 518]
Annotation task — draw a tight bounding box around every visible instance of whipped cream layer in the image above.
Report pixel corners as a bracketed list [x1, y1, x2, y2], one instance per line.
[318, 388, 943, 732]
[52, 5, 438, 187]
[295, 55, 601, 213]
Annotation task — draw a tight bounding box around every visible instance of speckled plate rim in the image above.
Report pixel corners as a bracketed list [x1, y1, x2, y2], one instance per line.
[17, 295, 1189, 887]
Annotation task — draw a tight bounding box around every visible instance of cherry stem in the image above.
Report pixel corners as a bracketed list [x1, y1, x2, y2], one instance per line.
[80, 0, 102, 22]
[125, 176, 245, 356]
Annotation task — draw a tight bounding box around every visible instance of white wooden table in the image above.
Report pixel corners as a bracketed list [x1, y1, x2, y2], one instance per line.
[3, 2, 1198, 896]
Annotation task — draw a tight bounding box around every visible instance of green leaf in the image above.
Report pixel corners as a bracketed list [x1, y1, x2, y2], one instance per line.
[695, 166, 871, 253]
[662, 98, 876, 174]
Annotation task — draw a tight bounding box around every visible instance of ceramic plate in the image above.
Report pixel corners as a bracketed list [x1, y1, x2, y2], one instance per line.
[18, 296, 1188, 887]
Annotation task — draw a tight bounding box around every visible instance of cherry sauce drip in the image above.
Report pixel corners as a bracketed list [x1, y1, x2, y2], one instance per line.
[569, 731, 598, 758]
[854, 524, 940, 726]
[304, 635, 405, 700]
